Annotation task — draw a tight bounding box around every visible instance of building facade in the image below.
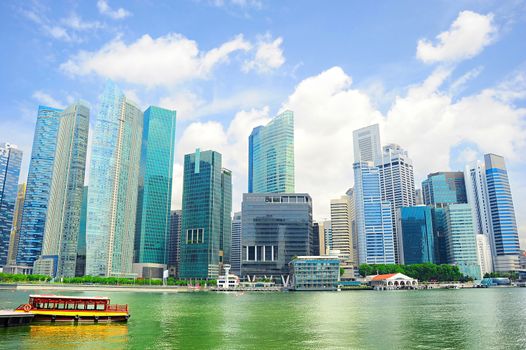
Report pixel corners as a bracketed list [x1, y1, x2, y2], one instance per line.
[352, 124, 381, 164]
[353, 161, 395, 265]
[0, 143, 23, 266]
[248, 110, 294, 193]
[17, 106, 63, 268]
[330, 195, 354, 262]
[75, 186, 88, 277]
[179, 149, 232, 279]
[241, 193, 313, 281]
[7, 184, 26, 266]
[289, 256, 340, 291]
[231, 212, 242, 276]
[34, 101, 90, 277]
[134, 106, 176, 267]
[168, 210, 182, 277]
[86, 82, 143, 277]
[422, 172, 467, 205]
[398, 206, 434, 264]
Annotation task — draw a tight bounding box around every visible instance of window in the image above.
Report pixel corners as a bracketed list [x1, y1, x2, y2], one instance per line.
[186, 228, 204, 244]
[47, 303, 54, 309]
[87, 303, 95, 310]
[77, 303, 85, 310]
[56, 303, 65, 310]
[67, 303, 75, 310]
[96, 304, 105, 311]
[248, 246, 255, 261]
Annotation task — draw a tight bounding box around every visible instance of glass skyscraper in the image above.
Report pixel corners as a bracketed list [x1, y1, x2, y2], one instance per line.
[231, 212, 242, 276]
[7, 183, 26, 266]
[0, 143, 23, 266]
[17, 106, 63, 268]
[168, 210, 182, 276]
[134, 106, 176, 266]
[422, 172, 467, 205]
[398, 206, 434, 264]
[86, 82, 143, 277]
[248, 110, 294, 193]
[353, 162, 395, 265]
[32, 101, 90, 277]
[241, 193, 313, 280]
[179, 149, 232, 279]
[75, 186, 88, 277]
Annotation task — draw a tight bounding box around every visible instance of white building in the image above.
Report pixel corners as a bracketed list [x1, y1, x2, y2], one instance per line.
[352, 124, 382, 164]
[330, 195, 354, 263]
[476, 234, 493, 277]
[368, 273, 418, 289]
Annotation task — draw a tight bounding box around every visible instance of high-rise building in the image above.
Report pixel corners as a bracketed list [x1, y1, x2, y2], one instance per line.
[398, 206, 434, 264]
[231, 212, 242, 276]
[430, 206, 449, 264]
[311, 222, 321, 256]
[241, 193, 312, 281]
[377, 144, 416, 262]
[86, 82, 143, 277]
[220, 169, 232, 265]
[484, 154, 521, 272]
[7, 184, 26, 266]
[167, 210, 182, 277]
[352, 124, 381, 163]
[476, 234, 493, 277]
[179, 149, 232, 279]
[134, 106, 176, 268]
[353, 161, 395, 265]
[17, 106, 63, 268]
[75, 186, 88, 277]
[415, 189, 424, 205]
[248, 110, 294, 193]
[330, 195, 353, 262]
[422, 172, 467, 205]
[445, 204, 481, 279]
[0, 143, 23, 266]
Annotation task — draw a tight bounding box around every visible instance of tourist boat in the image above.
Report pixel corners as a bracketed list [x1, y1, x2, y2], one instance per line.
[14, 295, 130, 323]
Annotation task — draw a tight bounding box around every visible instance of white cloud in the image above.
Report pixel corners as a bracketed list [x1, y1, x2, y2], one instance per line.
[97, 0, 131, 20]
[417, 11, 497, 63]
[32, 90, 65, 108]
[243, 34, 285, 73]
[209, 0, 263, 9]
[61, 33, 252, 87]
[61, 14, 104, 31]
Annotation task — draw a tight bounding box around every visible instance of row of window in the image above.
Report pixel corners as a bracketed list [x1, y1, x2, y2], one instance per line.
[186, 228, 204, 244]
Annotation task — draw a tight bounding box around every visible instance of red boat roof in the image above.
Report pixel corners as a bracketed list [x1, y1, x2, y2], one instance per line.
[29, 295, 110, 300]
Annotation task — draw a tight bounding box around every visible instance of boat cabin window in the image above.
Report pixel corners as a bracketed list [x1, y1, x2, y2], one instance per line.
[67, 303, 75, 310]
[37, 302, 45, 309]
[86, 303, 95, 310]
[47, 303, 54, 309]
[96, 304, 105, 310]
[77, 303, 85, 310]
[56, 303, 65, 310]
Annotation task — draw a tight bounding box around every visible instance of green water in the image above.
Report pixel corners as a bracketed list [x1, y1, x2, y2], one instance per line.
[1, 288, 525, 349]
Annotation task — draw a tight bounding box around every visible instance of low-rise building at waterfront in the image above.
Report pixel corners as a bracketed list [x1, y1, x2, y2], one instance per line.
[289, 256, 340, 291]
[368, 273, 418, 289]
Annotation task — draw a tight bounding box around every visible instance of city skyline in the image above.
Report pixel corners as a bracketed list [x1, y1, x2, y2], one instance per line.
[0, 1, 525, 247]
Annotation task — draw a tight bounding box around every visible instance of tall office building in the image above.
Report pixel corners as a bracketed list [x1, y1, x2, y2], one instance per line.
[86, 82, 143, 277]
[231, 212, 242, 275]
[134, 106, 176, 268]
[430, 206, 449, 264]
[352, 124, 381, 163]
[7, 184, 26, 266]
[330, 195, 354, 262]
[311, 222, 321, 256]
[422, 172, 467, 205]
[476, 234, 493, 277]
[0, 143, 23, 266]
[398, 206, 434, 264]
[75, 186, 88, 277]
[248, 110, 294, 193]
[415, 189, 424, 205]
[33, 101, 90, 277]
[179, 149, 232, 279]
[17, 106, 63, 268]
[241, 193, 312, 281]
[220, 169, 232, 265]
[377, 144, 416, 263]
[353, 162, 395, 265]
[484, 154, 521, 271]
[167, 210, 182, 277]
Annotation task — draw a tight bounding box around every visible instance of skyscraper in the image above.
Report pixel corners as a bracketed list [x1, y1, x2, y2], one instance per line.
[231, 212, 242, 275]
[179, 149, 232, 279]
[168, 210, 182, 277]
[445, 204, 481, 279]
[330, 195, 354, 262]
[377, 144, 416, 262]
[86, 82, 143, 277]
[422, 172, 467, 205]
[220, 169, 232, 266]
[353, 161, 395, 265]
[17, 106, 63, 268]
[352, 124, 381, 163]
[33, 101, 90, 277]
[476, 234, 493, 277]
[248, 110, 294, 193]
[484, 154, 521, 271]
[75, 186, 88, 277]
[398, 206, 434, 264]
[7, 184, 26, 266]
[134, 106, 176, 267]
[0, 143, 23, 266]
[241, 193, 312, 281]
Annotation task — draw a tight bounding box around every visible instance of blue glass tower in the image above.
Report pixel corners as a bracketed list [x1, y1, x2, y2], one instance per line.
[0, 143, 23, 266]
[422, 172, 467, 205]
[398, 206, 434, 264]
[484, 154, 521, 271]
[353, 162, 395, 265]
[248, 110, 294, 193]
[134, 106, 176, 265]
[17, 106, 63, 267]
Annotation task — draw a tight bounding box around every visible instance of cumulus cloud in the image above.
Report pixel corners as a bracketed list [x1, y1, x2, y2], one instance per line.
[243, 34, 285, 73]
[416, 11, 497, 63]
[60, 33, 252, 87]
[97, 0, 131, 20]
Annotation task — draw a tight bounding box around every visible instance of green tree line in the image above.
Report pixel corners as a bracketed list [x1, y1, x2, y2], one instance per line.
[358, 263, 473, 282]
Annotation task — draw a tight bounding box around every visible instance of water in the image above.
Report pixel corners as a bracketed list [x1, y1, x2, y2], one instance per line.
[1, 288, 525, 349]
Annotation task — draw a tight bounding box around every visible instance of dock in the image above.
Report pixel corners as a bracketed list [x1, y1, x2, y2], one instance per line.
[0, 311, 34, 327]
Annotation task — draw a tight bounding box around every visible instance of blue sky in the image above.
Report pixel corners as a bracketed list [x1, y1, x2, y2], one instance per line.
[1, 0, 525, 246]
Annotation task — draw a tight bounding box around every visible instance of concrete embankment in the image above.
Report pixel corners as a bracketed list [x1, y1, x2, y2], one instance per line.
[0, 284, 198, 293]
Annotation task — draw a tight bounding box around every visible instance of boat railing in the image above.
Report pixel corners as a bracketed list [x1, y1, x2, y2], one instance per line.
[106, 304, 128, 312]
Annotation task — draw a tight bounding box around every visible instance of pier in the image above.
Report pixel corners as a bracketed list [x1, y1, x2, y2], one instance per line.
[0, 311, 34, 327]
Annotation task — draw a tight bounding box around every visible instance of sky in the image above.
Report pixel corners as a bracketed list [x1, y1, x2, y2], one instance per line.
[0, 0, 525, 247]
